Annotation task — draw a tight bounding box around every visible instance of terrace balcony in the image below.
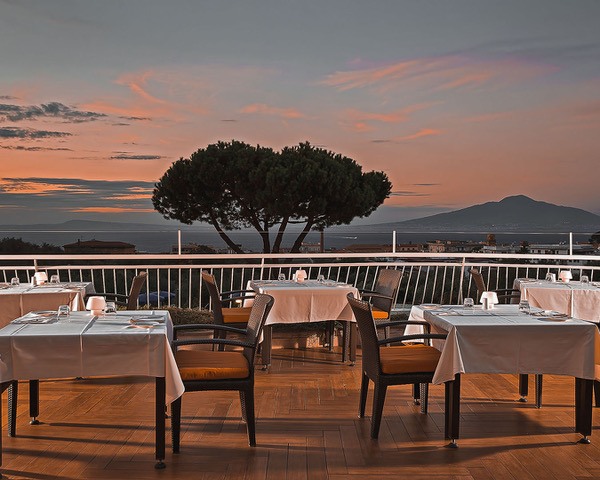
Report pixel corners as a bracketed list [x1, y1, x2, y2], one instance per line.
[1, 250, 600, 479]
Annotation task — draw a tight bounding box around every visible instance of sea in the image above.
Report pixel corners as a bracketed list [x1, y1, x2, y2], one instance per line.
[0, 227, 592, 254]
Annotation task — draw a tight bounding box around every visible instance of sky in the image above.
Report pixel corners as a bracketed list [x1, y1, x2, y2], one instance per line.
[1, 0, 599, 227]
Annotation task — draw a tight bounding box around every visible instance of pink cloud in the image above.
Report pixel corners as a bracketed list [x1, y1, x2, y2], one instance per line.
[393, 128, 444, 142]
[239, 103, 309, 119]
[319, 55, 555, 94]
[343, 102, 438, 124]
[339, 121, 376, 133]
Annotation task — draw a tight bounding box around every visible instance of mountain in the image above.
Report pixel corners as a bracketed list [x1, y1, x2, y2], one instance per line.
[372, 195, 600, 232]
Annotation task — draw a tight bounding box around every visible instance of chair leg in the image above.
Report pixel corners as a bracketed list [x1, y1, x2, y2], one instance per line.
[412, 383, 420, 405]
[171, 397, 182, 453]
[8, 381, 18, 437]
[535, 374, 543, 409]
[327, 321, 335, 351]
[359, 372, 369, 418]
[594, 380, 600, 408]
[217, 329, 227, 352]
[371, 381, 387, 439]
[420, 383, 429, 414]
[239, 390, 247, 423]
[241, 387, 256, 447]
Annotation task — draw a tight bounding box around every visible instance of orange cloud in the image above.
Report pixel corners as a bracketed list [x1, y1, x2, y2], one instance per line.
[339, 121, 376, 133]
[69, 206, 155, 213]
[239, 103, 309, 119]
[393, 128, 444, 142]
[319, 55, 555, 94]
[343, 102, 438, 124]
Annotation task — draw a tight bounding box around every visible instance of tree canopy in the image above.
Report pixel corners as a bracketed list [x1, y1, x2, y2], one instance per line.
[152, 140, 392, 253]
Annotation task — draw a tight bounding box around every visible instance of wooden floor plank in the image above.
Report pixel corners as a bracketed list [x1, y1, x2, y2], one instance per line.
[3, 346, 600, 479]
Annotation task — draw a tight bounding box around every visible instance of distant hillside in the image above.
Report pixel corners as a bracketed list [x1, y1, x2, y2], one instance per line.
[0, 219, 213, 232]
[374, 195, 600, 232]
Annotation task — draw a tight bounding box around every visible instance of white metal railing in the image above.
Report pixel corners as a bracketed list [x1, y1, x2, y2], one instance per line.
[1, 252, 599, 311]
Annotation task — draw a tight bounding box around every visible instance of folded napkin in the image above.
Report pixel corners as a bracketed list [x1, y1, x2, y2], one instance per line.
[12, 311, 56, 324]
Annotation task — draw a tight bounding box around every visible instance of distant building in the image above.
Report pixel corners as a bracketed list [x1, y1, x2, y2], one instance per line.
[63, 239, 136, 254]
[426, 240, 482, 254]
[337, 243, 423, 253]
[300, 242, 322, 253]
[171, 243, 216, 254]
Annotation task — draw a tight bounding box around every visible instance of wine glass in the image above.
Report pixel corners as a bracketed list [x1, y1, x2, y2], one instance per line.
[463, 297, 474, 308]
[10, 277, 20, 286]
[57, 304, 70, 320]
[519, 300, 530, 314]
[278, 273, 286, 281]
[50, 275, 60, 284]
[104, 301, 117, 315]
[317, 274, 325, 283]
[581, 275, 590, 284]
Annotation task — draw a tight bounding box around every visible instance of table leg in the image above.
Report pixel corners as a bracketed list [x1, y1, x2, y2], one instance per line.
[349, 323, 357, 366]
[594, 380, 600, 407]
[444, 374, 461, 448]
[29, 380, 40, 425]
[575, 377, 593, 444]
[261, 325, 272, 370]
[518, 374, 529, 402]
[535, 374, 543, 409]
[8, 381, 17, 437]
[155, 377, 166, 469]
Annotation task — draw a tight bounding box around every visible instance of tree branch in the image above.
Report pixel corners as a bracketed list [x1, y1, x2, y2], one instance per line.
[272, 216, 289, 253]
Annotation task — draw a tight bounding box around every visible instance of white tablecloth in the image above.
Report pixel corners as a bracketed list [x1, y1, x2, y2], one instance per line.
[0, 310, 184, 404]
[408, 304, 600, 385]
[0, 282, 94, 328]
[515, 279, 600, 323]
[248, 280, 358, 325]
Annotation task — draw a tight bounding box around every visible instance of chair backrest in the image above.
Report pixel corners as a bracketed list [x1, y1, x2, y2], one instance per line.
[127, 272, 148, 310]
[201, 271, 225, 325]
[347, 293, 381, 375]
[371, 268, 403, 314]
[241, 293, 274, 365]
[468, 268, 486, 301]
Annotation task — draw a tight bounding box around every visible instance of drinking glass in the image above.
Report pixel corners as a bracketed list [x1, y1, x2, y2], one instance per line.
[545, 273, 554, 282]
[519, 300, 530, 314]
[50, 274, 60, 284]
[581, 275, 590, 284]
[463, 297, 474, 308]
[104, 301, 117, 315]
[10, 277, 20, 286]
[317, 274, 325, 283]
[57, 304, 70, 320]
[278, 273, 286, 281]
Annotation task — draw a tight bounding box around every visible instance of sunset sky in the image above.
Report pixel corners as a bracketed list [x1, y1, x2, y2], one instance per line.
[1, 0, 599, 227]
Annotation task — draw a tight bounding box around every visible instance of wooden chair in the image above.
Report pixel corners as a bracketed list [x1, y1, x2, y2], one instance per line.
[90, 271, 148, 310]
[347, 293, 446, 439]
[468, 268, 520, 304]
[201, 271, 257, 348]
[170, 293, 274, 450]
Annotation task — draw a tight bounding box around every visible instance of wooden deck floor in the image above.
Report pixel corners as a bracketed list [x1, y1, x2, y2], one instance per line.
[3, 344, 600, 479]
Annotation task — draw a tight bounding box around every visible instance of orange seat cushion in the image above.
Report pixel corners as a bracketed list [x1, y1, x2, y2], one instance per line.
[222, 306, 252, 324]
[371, 306, 390, 320]
[379, 344, 441, 375]
[176, 350, 250, 381]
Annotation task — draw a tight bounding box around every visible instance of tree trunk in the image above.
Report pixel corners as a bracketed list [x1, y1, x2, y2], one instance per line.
[290, 219, 314, 253]
[209, 214, 244, 254]
[272, 216, 289, 253]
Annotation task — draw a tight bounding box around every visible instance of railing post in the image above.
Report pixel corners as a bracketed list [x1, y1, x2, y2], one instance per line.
[392, 231, 396, 254]
[570, 232, 573, 256]
[457, 257, 466, 304]
[178, 230, 182, 255]
[34, 259, 38, 272]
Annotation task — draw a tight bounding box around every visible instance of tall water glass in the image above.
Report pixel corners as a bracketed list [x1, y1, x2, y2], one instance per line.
[519, 300, 530, 314]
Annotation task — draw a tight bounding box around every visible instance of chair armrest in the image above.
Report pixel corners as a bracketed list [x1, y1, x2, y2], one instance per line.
[173, 324, 246, 340]
[172, 338, 253, 349]
[378, 333, 446, 346]
[89, 293, 129, 301]
[221, 289, 256, 297]
[361, 292, 394, 302]
[493, 289, 520, 294]
[376, 320, 431, 333]
[219, 295, 256, 305]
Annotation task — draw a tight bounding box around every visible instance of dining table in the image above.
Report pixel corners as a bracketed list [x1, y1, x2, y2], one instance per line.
[0, 309, 184, 470]
[247, 279, 359, 366]
[514, 278, 600, 323]
[406, 303, 600, 446]
[0, 281, 95, 328]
